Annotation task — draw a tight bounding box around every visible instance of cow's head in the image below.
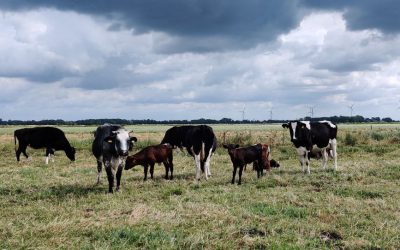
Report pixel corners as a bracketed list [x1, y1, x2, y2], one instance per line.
[282, 121, 311, 145]
[270, 159, 280, 168]
[104, 129, 137, 157]
[124, 155, 138, 170]
[66, 147, 76, 161]
[223, 144, 240, 158]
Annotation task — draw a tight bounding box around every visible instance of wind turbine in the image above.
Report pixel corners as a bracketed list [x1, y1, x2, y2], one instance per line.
[308, 106, 315, 118]
[239, 105, 246, 121]
[348, 104, 354, 117]
[269, 108, 273, 121]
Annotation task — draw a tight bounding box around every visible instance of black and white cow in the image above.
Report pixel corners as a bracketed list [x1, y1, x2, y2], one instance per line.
[92, 124, 137, 193]
[14, 127, 76, 164]
[282, 120, 338, 173]
[160, 125, 217, 181]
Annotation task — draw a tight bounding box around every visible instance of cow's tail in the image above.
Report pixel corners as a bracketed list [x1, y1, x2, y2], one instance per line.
[14, 132, 18, 152]
[200, 142, 205, 173]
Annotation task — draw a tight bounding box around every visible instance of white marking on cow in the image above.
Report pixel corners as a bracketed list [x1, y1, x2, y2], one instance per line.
[291, 122, 298, 140]
[300, 121, 311, 130]
[330, 138, 338, 170]
[116, 129, 130, 152]
[319, 120, 336, 128]
[45, 155, 49, 165]
[204, 147, 213, 177]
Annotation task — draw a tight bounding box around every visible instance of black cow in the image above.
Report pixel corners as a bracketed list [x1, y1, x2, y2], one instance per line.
[92, 124, 137, 193]
[282, 120, 338, 173]
[160, 125, 217, 181]
[14, 127, 75, 163]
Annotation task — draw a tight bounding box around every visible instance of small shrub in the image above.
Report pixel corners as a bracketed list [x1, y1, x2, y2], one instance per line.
[344, 133, 357, 146]
[370, 132, 385, 141]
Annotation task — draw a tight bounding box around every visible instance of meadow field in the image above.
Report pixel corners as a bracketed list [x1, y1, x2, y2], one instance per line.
[0, 124, 399, 249]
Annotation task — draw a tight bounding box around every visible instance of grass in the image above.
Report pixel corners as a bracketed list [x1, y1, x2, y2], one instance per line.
[0, 124, 399, 249]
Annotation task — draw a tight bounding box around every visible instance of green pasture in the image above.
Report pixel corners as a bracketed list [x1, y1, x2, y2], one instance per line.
[0, 124, 399, 249]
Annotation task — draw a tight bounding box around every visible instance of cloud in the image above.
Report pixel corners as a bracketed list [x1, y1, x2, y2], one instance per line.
[0, 3, 399, 120]
[0, 0, 305, 52]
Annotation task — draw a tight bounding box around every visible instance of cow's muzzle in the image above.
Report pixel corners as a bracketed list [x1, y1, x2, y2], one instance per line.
[119, 150, 129, 157]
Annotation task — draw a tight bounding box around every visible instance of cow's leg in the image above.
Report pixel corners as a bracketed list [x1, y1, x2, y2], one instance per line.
[45, 148, 52, 164]
[104, 161, 114, 193]
[169, 161, 173, 180]
[96, 158, 103, 185]
[296, 147, 308, 173]
[115, 163, 123, 191]
[143, 164, 148, 181]
[305, 151, 311, 174]
[16, 145, 23, 162]
[194, 154, 201, 181]
[163, 162, 169, 179]
[204, 147, 213, 177]
[149, 163, 155, 179]
[321, 149, 328, 169]
[231, 165, 237, 184]
[331, 139, 338, 171]
[238, 165, 244, 185]
[258, 162, 263, 178]
[18, 144, 29, 160]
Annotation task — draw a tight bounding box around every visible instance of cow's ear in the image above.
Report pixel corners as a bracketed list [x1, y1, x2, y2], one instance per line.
[223, 144, 228, 149]
[235, 144, 240, 148]
[282, 123, 289, 128]
[104, 135, 115, 144]
[130, 136, 137, 142]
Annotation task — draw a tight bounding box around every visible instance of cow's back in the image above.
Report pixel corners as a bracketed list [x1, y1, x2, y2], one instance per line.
[15, 127, 68, 149]
[310, 122, 337, 148]
[92, 124, 121, 158]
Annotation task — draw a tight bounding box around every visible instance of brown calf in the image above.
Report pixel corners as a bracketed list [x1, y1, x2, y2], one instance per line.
[125, 144, 174, 180]
[223, 143, 271, 185]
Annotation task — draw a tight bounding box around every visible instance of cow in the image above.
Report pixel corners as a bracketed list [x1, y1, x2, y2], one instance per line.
[160, 125, 217, 181]
[14, 127, 75, 164]
[125, 144, 174, 180]
[223, 143, 271, 185]
[92, 124, 137, 193]
[282, 120, 338, 174]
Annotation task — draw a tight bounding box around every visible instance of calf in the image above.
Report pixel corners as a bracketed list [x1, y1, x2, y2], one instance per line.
[92, 124, 137, 193]
[14, 127, 75, 163]
[223, 143, 270, 185]
[125, 144, 174, 180]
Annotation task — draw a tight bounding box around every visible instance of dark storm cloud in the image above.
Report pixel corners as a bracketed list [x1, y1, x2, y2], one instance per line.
[303, 0, 400, 34]
[0, 0, 304, 52]
[1, 0, 399, 53]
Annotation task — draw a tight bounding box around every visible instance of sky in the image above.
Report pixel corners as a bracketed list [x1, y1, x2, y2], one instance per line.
[0, 0, 399, 121]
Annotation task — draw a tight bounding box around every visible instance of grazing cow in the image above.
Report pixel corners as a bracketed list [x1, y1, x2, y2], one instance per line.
[282, 120, 338, 173]
[125, 144, 174, 180]
[223, 143, 271, 185]
[14, 127, 75, 163]
[92, 124, 137, 193]
[161, 125, 216, 181]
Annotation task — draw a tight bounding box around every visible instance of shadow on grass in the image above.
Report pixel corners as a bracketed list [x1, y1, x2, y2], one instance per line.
[0, 184, 105, 201]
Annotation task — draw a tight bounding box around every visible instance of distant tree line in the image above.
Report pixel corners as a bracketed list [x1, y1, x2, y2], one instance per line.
[0, 115, 397, 126]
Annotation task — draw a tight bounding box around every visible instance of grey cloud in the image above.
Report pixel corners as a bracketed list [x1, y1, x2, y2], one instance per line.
[303, 0, 400, 34]
[1, 0, 399, 54]
[0, 0, 304, 52]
